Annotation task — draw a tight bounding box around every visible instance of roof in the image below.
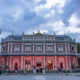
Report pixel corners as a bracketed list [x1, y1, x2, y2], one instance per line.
[1, 32, 76, 43]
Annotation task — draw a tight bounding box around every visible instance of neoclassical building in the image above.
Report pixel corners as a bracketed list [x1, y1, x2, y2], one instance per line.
[0, 31, 78, 72]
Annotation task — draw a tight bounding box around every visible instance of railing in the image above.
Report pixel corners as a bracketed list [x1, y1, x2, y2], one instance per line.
[0, 52, 78, 56]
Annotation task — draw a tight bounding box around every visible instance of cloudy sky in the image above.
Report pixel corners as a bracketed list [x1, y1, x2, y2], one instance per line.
[0, 0, 80, 42]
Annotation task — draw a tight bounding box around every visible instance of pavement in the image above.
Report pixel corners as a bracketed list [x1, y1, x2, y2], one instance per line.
[0, 73, 80, 80]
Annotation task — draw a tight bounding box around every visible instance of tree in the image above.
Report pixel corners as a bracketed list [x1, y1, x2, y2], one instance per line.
[77, 43, 80, 53]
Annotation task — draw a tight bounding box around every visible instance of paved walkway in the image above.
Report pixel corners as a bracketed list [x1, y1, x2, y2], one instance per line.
[0, 74, 80, 80]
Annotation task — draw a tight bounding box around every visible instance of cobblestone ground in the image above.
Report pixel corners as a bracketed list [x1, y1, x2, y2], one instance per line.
[0, 74, 80, 80]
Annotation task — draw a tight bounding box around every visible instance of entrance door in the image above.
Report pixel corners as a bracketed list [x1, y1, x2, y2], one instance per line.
[15, 63, 18, 70]
[36, 61, 42, 73]
[47, 60, 53, 70]
[36, 61, 41, 68]
[60, 63, 63, 69]
[25, 60, 30, 71]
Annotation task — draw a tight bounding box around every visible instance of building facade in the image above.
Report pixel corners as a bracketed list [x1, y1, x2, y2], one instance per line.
[0, 31, 78, 72]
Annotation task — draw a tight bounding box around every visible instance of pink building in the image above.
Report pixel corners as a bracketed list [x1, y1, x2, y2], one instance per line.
[0, 31, 78, 73]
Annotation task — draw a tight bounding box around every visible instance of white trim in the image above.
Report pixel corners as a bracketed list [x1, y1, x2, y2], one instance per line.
[24, 43, 32, 45]
[55, 56, 57, 70]
[69, 56, 72, 72]
[33, 43, 34, 53]
[22, 43, 24, 53]
[68, 43, 70, 52]
[43, 43, 45, 53]
[66, 56, 68, 70]
[44, 56, 45, 68]
[65, 43, 67, 53]
[11, 43, 12, 53]
[54, 43, 56, 53]
[8, 43, 9, 53]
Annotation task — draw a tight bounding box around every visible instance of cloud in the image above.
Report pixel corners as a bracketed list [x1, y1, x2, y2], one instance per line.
[69, 13, 80, 26]
[0, 0, 80, 42]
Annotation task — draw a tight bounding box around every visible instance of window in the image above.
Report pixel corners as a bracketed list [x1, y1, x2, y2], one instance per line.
[14, 45, 20, 51]
[46, 45, 53, 51]
[25, 45, 31, 51]
[71, 46, 75, 51]
[2, 46, 6, 51]
[58, 45, 63, 51]
[36, 45, 42, 51]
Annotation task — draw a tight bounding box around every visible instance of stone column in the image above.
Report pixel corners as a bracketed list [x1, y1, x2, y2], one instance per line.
[75, 43, 77, 54]
[22, 43, 24, 53]
[54, 43, 56, 53]
[11, 43, 12, 53]
[44, 56, 45, 68]
[33, 43, 34, 53]
[19, 56, 21, 70]
[57, 56, 59, 69]
[65, 43, 67, 53]
[66, 56, 68, 70]
[68, 43, 70, 53]
[10, 56, 12, 70]
[7, 56, 8, 70]
[54, 56, 57, 70]
[43, 43, 45, 53]
[8, 43, 10, 53]
[69, 56, 72, 73]
[3, 56, 5, 70]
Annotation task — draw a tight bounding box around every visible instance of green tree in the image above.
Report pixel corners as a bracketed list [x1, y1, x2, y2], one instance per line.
[77, 43, 80, 53]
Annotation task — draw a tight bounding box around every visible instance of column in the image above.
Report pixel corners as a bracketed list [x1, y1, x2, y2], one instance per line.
[11, 43, 12, 53]
[57, 56, 59, 69]
[69, 56, 72, 73]
[54, 43, 56, 53]
[68, 43, 70, 53]
[75, 43, 77, 54]
[8, 43, 9, 53]
[3, 56, 5, 70]
[44, 56, 45, 68]
[10, 56, 12, 70]
[33, 43, 34, 53]
[7, 56, 8, 70]
[65, 43, 67, 53]
[19, 56, 21, 70]
[66, 56, 68, 70]
[55, 56, 57, 70]
[22, 43, 24, 53]
[43, 43, 45, 53]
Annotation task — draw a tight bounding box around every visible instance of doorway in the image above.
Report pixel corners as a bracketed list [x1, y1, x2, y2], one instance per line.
[15, 63, 18, 70]
[36, 61, 42, 73]
[47, 60, 53, 70]
[25, 60, 30, 71]
[60, 63, 63, 69]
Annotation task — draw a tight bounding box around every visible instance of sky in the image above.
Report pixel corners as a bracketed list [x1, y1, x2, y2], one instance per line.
[0, 0, 80, 42]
